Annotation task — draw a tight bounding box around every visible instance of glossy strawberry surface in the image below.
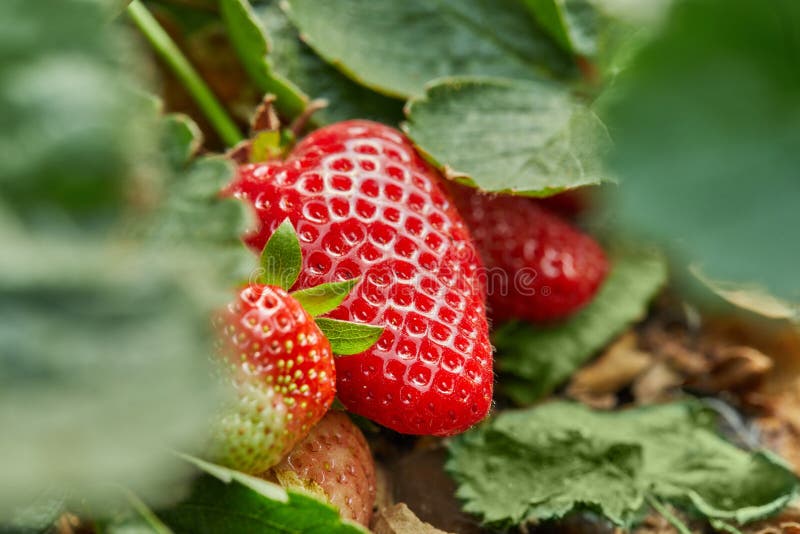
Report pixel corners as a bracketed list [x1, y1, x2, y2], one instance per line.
[213, 284, 336, 473]
[230, 120, 493, 436]
[451, 184, 609, 323]
[272, 411, 376, 526]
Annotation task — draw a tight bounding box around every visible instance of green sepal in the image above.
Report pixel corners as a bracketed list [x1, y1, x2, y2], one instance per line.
[250, 130, 282, 163]
[259, 219, 302, 290]
[250, 129, 297, 163]
[315, 318, 384, 356]
[291, 278, 359, 317]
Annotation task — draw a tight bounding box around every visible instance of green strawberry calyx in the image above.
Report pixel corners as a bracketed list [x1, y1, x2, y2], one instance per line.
[258, 218, 383, 356]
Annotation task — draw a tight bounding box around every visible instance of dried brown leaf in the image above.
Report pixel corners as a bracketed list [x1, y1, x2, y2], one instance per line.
[690, 345, 772, 392]
[633, 361, 683, 404]
[371, 503, 453, 534]
[568, 332, 653, 408]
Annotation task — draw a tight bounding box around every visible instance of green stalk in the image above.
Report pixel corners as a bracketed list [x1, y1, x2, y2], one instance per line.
[646, 496, 693, 534]
[127, 0, 243, 146]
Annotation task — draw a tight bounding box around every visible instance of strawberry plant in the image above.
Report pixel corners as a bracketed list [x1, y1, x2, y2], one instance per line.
[2, 0, 800, 532]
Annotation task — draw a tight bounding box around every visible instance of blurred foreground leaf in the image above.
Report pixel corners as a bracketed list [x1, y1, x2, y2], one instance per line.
[0, 0, 247, 514]
[448, 400, 798, 529]
[495, 245, 666, 404]
[604, 0, 800, 301]
[0, 0, 140, 230]
[404, 77, 611, 195]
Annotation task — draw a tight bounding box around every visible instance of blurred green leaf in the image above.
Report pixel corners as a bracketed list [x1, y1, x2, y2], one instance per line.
[0, 488, 66, 533]
[495, 245, 666, 404]
[282, 0, 573, 99]
[160, 113, 203, 169]
[0, 236, 220, 512]
[603, 0, 800, 301]
[448, 401, 798, 529]
[255, 1, 404, 125]
[0, 0, 247, 514]
[0, 0, 143, 230]
[142, 105, 252, 284]
[157, 456, 367, 533]
[404, 77, 611, 195]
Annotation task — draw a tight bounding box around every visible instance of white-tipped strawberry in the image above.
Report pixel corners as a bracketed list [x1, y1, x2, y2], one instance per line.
[210, 220, 383, 474]
[269, 411, 377, 527]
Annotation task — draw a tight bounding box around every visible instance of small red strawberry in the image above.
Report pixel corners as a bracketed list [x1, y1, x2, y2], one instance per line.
[450, 183, 609, 323]
[228, 120, 493, 436]
[269, 411, 376, 527]
[211, 221, 382, 474]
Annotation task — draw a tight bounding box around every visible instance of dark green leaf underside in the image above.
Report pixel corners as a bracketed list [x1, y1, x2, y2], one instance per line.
[256, 1, 404, 125]
[283, 0, 573, 99]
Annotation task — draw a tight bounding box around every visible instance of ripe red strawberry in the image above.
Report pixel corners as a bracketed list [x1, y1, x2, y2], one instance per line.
[450, 183, 609, 323]
[212, 283, 336, 474]
[270, 411, 376, 527]
[229, 120, 493, 436]
[210, 220, 380, 474]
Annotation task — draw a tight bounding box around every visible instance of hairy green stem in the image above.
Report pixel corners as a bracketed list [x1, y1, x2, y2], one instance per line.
[126, 0, 243, 146]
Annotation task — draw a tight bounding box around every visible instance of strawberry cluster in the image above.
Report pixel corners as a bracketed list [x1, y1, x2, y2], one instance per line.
[210, 120, 608, 526]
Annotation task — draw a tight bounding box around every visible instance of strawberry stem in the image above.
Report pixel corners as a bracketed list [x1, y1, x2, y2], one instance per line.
[289, 99, 328, 137]
[126, 1, 244, 147]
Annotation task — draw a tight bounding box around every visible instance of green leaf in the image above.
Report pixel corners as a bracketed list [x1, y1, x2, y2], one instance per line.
[602, 0, 800, 301]
[260, 219, 303, 290]
[495, 244, 667, 404]
[292, 279, 359, 317]
[254, 1, 404, 125]
[447, 400, 798, 529]
[403, 77, 611, 195]
[315, 318, 384, 356]
[219, 0, 308, 120]
[523, 0, 601, 57]
[158, 455, 367, 533]
[282, 0, 573, 99]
